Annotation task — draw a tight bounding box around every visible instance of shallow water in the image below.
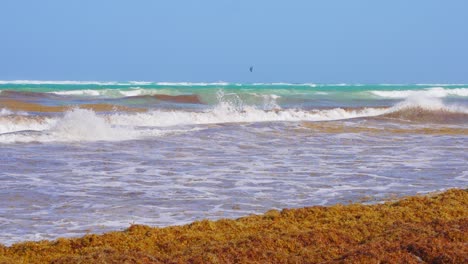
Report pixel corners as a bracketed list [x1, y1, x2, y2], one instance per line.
[0, 82, 467, 245]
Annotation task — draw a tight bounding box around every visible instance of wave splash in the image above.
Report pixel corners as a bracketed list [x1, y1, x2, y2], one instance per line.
[380, 95, 468, 123]
[0, 95, 466, 143]
[0, 109, 168, 143]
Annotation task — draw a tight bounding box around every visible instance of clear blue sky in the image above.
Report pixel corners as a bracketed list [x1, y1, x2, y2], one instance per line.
[1, 0, 467, 83]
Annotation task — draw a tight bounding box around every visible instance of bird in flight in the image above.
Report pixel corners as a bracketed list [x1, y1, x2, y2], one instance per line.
[249, 66, 254, 72]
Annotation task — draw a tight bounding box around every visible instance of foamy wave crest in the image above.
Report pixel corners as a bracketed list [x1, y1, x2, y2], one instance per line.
[378, 95, 468, 123]
[0, 80, 127, 85]
[0, 108, 13, 116]
[51, 109, 137, 141]
[52, 90, 103, 96]
[50, 88, 141, 97]
[0, 108, 29, 117]
[109, 107, 386, 128]
[371, 87, 468, 98]
[253, 82, 318, 87]
[156, 82, 230, 86]
[0, 80, 236, 86]
[389, 95, 468, 113]
[3, 94, 465, 143]
[49, 88, 180, 98]
[0, 116, 55, 134]
[0, 109, 173, 143]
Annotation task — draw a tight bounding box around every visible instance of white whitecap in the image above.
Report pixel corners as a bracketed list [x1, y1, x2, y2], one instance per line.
[389, 94, 468, 114]
[370, 87, 468, 98]
[51, 90, 102, 96]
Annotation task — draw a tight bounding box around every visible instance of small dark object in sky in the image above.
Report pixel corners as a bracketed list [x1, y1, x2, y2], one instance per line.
[249, 66, 253, 72]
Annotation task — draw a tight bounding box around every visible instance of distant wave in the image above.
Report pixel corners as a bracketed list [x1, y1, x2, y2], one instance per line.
[155, 82, 230, 86]
[415, 83, 468, 86]
[48, 89, 202, 100]
[52, 90, 107, 96]
[0, 80, 175, 86]
[48, 88, 169, 97]
[2, 80, 468, 87]
[0, 80, 127, 85]
[0, 80, 235, 86]
[370, 87, 468, 98]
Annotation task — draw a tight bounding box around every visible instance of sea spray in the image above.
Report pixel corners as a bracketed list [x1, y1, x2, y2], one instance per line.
[50, 108, 135, 141]
[389, 94, 468, 113]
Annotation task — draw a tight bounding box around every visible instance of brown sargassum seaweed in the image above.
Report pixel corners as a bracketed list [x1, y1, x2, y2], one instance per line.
[0, 189, 466, 263]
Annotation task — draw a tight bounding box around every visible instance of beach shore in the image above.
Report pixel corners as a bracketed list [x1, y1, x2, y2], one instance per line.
[0, 189, 466, 263]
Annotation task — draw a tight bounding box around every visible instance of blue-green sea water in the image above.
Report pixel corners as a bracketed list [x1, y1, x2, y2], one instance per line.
[0, 81, 467, 245]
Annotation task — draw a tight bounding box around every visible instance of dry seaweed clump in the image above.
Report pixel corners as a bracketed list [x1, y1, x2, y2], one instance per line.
[0, 189, 467, 264]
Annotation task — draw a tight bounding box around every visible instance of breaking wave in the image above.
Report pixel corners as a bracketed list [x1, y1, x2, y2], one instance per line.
[0, 80, 126, 85]
[0, 104, 387, 143]
[0, 108, 13, 116]
[48, 88, 192, 98]
[0, 109, 169, 143]
[370, 87, 468, 98]
[379, 95, 468, 123]
[0, 80, 232, 86]
[0, 94, 466, 143]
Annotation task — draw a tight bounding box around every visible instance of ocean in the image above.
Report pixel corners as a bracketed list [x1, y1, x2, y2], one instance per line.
[0, 81, 467, 245]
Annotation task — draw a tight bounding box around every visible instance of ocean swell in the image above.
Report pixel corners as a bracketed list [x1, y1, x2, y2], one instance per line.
[0, 95, 466, 143]
[370, 87, 468, 98]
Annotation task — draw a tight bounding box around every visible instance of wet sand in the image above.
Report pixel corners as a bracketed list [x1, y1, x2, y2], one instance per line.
[0, 189, 466, 263]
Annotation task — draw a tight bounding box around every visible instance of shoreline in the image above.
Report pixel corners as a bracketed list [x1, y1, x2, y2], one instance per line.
[0, 189, 466, 263]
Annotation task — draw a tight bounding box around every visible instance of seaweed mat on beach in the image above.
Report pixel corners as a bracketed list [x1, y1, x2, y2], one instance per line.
[1, 189, 466, 263]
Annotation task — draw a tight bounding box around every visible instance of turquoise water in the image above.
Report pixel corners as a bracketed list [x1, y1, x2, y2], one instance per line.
[2, 82, 467, 97]
[0, 81, 467, 245]
[1, 81, 467, 108]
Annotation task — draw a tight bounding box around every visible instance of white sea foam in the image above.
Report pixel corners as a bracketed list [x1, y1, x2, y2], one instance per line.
[119, 89, 146, 97]
[108, 105, 386, 128]
[50, 109, 137, 142]
[0, 106, 386, 143]
[0, 80, 125, 85]
[156, 82, 230, 86]
[0, 109, 197, 143]
[251, 83, 318, 87]
[128, 81, 152, 85]
[52, 90, 102, 96]
[0, 80, 235, 86]
[415, 83, 468, 86]
[49, 88, 142, 97]
[389, 94, 468, 113]
[0, 108, 13, 116]
[48, 88, 180, 97]
[0, 109, 132, 143]
[270, 82, 295, 86]
[1, 109, 29, 117]
[0, 116, 56, 134]
[1, 94, 466, 143]
[370, 87, 468, 98]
